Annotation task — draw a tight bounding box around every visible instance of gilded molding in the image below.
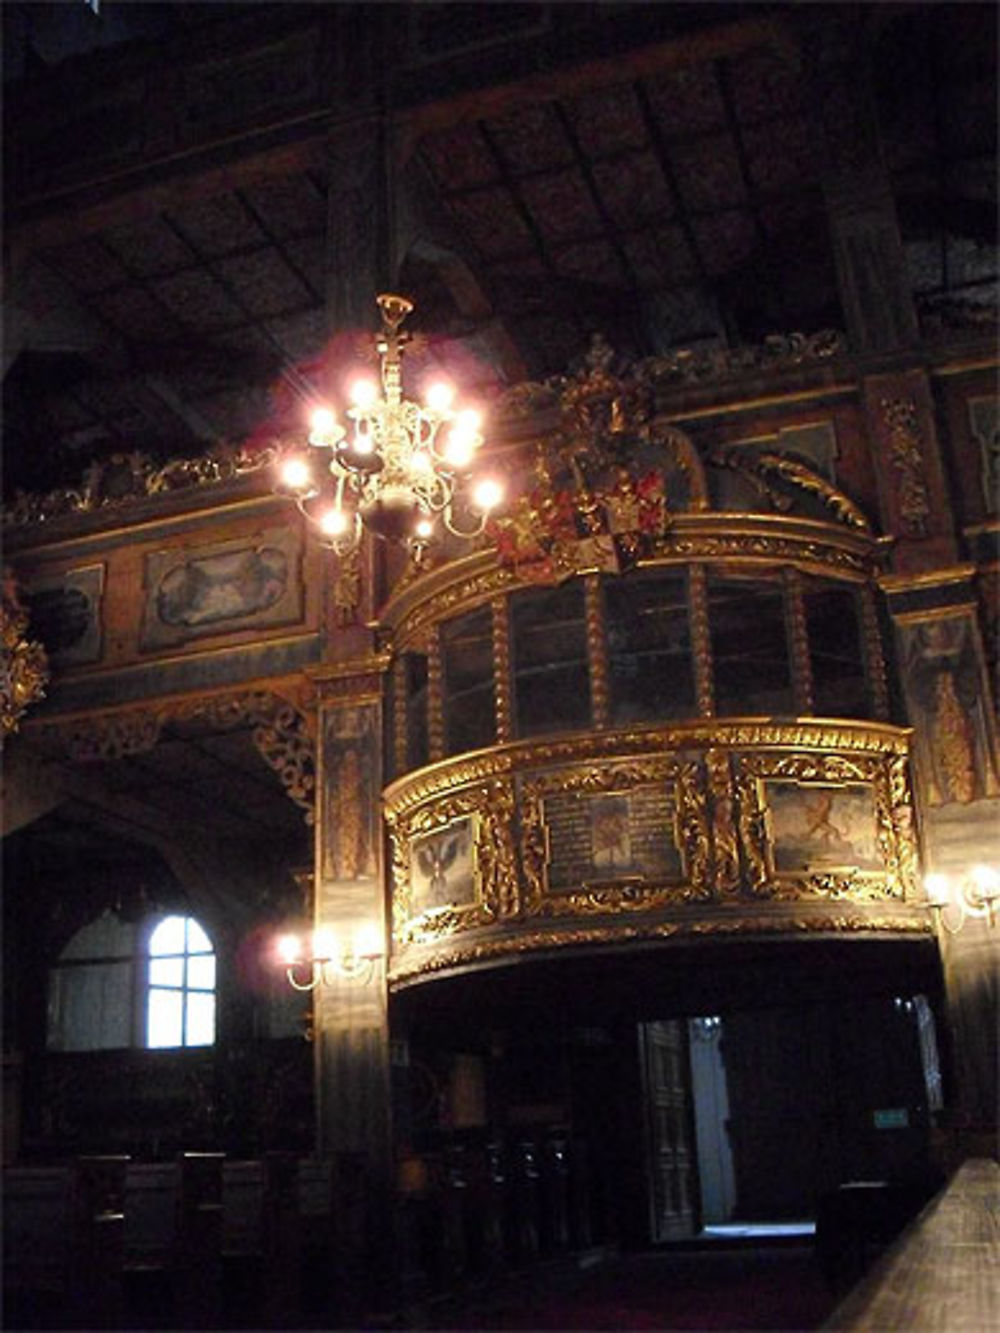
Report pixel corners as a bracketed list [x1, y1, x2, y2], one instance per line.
[784, 569, 814, 715]
[687, 565, 714, 716]
[392, 657, 408, 776]
[388, 907, 932, 985]
[3, 442, 278, 528]
[1, 571, 49, 742]
[384, 519, 880, 653]
[518, 757, 694, 917]
[859, 584, 891, 720]
[879, 396, 932, 537]
[384, 719, 913, 818]
[705, 749, 740, 896]
[584, 574, 610, 729]
[735, 750, 913, 903]
[387, 778, 518, 944]
[427, 628, 445, 762]
[35, 688, 316, 822]
[492, 596, 512, 745]
[707, 449, 872, 531]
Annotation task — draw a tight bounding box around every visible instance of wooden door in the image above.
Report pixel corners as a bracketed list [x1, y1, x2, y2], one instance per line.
[639, 1020, 697, 1241]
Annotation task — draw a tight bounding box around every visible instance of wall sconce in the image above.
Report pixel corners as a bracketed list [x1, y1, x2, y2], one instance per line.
[277, 924, 384, 989]
[924, 866, 1000, 934]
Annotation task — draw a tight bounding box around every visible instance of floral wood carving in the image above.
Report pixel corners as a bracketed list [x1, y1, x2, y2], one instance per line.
[1, 568, 49, 742]
[879, 397, 931, 537]
[3, 442, 278, 527]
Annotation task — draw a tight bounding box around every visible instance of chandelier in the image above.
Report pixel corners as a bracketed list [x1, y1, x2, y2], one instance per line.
[276, 294, 503, 556]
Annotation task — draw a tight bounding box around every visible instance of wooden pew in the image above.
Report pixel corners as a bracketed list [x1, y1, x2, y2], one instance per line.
[123, 1153, 224, 1329]
[3, 1166, 75, 1327]
[220, 1155, 298, 1328]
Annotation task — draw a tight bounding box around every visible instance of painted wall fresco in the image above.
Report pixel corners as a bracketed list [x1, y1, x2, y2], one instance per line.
[142, 530, 301, 649]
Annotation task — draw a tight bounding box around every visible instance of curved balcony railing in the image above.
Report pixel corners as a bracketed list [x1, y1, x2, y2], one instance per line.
[384, 718, 928, 985]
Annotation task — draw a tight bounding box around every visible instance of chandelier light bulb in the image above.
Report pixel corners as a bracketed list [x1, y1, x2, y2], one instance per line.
[425, 381, 455, 412]
[454, 408, 482, 437]
[414, 515, 435, 541]
[472, 477, 504, 512]
[279, 455, 313, 492]
[318, 506, 351, 537]
[350, 379, 378, 409]
[410, 450, 433, 476]
[309, 406, 339, 445]
[443, 433, 475, 469]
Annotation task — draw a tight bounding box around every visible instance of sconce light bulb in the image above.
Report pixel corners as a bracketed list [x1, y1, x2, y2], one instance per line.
[971, 864, 1000, 898]
[425, 381, 455, 413]
[313, 928, 337, 962]
[924, 873, 950, 906]
[277, 933, 302, 965]
[472, 477, 503, 512]
[354, 921, 383, 960]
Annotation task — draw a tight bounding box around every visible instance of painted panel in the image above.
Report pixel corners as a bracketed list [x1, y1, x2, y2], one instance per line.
[141, 529, 302, 649]
[766, 780, 880, 872]
[25, 564, 104, 666]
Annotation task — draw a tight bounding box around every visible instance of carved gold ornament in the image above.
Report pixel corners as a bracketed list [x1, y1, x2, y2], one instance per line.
[386, 720, 920, 969]
[1, 569, 49, 741]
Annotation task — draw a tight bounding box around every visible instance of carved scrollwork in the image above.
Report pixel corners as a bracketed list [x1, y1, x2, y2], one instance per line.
[389, 905, 931, 984]
[1, 569, 49, 742]
[734, 750, 911, 903]
[3, 443, 278, 527]
[518, 758, 694, 917]
[388, 779, 518, 944]
[59, 710, 162, 762]
[178, 690, 316, 825]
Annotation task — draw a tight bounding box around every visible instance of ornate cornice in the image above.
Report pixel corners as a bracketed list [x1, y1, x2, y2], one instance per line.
[388, 906, 933, 986]
[3, 442, 278, 530]
[31, 687, 316, 823]
[383, 718, 912, 819]
[1, 570, 49, 742]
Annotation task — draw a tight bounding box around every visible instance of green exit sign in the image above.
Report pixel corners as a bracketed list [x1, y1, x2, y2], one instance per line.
[873, 1107, 910, 1129]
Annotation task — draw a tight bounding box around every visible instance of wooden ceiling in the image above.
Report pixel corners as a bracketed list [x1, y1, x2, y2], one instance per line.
[2, 3, 996, 497]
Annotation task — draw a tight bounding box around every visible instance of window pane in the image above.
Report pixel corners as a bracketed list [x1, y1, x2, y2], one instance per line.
[147, 988, 183, 1048]
[442, 606, 495, 755]
[708, 575, 793, 715]
[149, 957, 183, 987]
[512, 582, 591, 736]
[804, 583, 869, 718]
[149, 916, 186, 957]
[606, 572, 694, 723]
[187, 954, 216, 991]
[48, 962, 132, 1051]
[60, 910, 134, 961]
[185, 918, 213, 954]
[185, 992, 216, 1047]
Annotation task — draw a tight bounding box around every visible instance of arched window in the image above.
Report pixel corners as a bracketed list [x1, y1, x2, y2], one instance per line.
[48, 911, 216, 1052]
[147, 916, 216, 1049]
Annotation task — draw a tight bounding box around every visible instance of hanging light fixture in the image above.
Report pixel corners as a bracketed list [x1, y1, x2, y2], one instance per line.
[275, 293, 503, 557]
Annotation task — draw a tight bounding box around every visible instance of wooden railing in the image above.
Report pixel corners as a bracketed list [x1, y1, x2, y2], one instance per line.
[823, 1158, 1000, 1331]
